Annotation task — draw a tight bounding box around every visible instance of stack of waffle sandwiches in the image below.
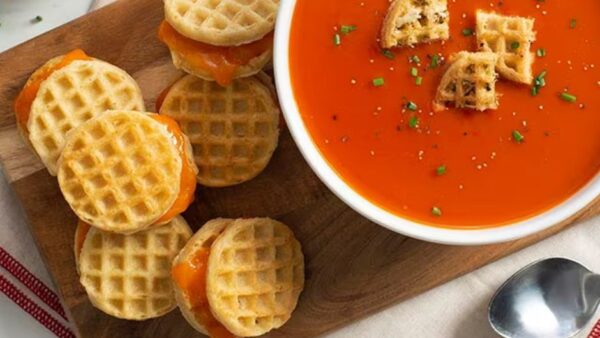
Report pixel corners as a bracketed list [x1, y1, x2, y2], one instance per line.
[14, 1, 305, 337]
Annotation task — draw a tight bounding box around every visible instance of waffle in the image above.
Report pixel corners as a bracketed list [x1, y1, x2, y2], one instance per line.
[476, 11, 536, 84]
[159, 74, 280, 187]
[78, 216, 192, 320]
[207, 218, 305, 337]
[381, 0, 449, 48]
[435, 52, 499, 111]
[164, 0, 279, 46]
[26, 59, 144, 175]
[57, 110, 183, 234]
[172, 218, 232, 335]
[169, 47, 272, 84]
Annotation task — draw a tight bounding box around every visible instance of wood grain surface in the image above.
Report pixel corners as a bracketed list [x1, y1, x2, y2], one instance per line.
[0, 0, 598, 337]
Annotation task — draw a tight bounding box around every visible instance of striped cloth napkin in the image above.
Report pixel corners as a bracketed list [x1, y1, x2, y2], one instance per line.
[1, 1, 600, 338]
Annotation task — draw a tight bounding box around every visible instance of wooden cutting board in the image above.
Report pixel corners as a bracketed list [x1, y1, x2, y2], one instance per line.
[0, 0, 598, 337]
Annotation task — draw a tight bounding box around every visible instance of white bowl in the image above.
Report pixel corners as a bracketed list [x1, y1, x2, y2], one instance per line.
[272, 0, 600, 245]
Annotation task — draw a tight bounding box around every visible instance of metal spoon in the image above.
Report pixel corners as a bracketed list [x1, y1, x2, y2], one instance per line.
[488, 258, 600, 338]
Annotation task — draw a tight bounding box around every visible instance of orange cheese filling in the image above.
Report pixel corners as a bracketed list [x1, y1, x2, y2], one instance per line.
[14, 49, 91, 131]
[75, 220, 92, 259]
[158, 20, 273, 86]
[172, 248, 234, 338]
[151, 115, 197, 225]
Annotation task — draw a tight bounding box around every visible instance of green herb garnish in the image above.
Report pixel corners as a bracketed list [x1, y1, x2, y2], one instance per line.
[410, 67, 418, 77]
[511, 41, 520, 50]
[340, 25, 357, 35]
[406, 101, 418, 111]
[408, 116, 419, 128]
[436, 165, 447, 176]
[382, 49, 395, 60]
[570, 18, 577, 29]
[462, 28, 474, 36]
[31, 16, 43, 23]
[431, 206, 443, 217]
[536, 48, 546, 57]
[372, 77, 385, 87]
[430, 54, 440, 68]
[560, 92, 577, 103]
[415, 76, 423, 86]
[512, 130, 525, 143]
[333, 33, 341, 46]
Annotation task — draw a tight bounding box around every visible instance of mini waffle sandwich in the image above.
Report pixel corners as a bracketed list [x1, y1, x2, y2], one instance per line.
[476, 11, 537, 84]
[159, 0, 279, 86]
[435, 51, 499, 111]
[172, 218, 304, 337]
[381, 0, 449, 48]
[157, 74, 280, 187]
[14, 49, 144, 175]
[57, 110, 198, 234]
[75, 216, 192, 320]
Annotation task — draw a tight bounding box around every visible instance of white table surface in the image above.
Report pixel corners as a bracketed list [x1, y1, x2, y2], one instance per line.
[1, 1, 599, 338]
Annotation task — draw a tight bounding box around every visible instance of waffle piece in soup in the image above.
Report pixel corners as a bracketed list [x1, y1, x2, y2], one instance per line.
[57, 110, 198, 234]
[76, 216, 192, 320]
[172, 218, 305, 337]
[158, 74, 280, 187]
[476, 10, 536, 84]
[435, 52, 499, 111]
[14, 49, 144, 175]
[381, 0, 449, 48]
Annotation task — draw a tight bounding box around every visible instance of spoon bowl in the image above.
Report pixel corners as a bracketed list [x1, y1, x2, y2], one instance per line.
[489, 258, 600, 338]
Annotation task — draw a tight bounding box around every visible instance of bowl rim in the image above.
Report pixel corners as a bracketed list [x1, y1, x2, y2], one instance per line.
[273, 0, 600, 245]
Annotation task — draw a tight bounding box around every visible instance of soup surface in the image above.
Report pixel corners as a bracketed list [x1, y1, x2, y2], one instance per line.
[289, 0, 600, 227]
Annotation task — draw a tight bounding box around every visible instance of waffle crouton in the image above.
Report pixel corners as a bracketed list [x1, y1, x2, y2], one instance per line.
[435, 52, 499, 111]
[476, 11, 536, 84]
[381, 0, 449, 48]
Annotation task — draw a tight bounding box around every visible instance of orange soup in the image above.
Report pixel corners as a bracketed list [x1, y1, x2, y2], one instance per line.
[289, 0, 600, 228]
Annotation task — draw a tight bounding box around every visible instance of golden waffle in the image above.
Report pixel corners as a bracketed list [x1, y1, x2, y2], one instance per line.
[169, 47, 272, 83]
[207, 218, 304, 337]
[57, 110, 183, 234]
[381, 0, 449, 48]
[28, 59, 144, 175]
[476, 10, 536, 84]
[164, 0, 279, 46]
[78, 216, 192, 320]
[159, 74, 280, 187]
[435, 51, 499, 111]
[172, 218, 232, 335]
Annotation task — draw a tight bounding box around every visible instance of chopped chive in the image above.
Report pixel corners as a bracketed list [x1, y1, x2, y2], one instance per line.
[436, 165, 447, 176]
[415, 76, 423, 86]
[510, 41, 520, 50]
[462, 28, 474, 36]
[406, 101, 418, 111]
[333, 33, 341, 46]
[431, 206, 443, 217]
[512, 130, 525, 143]
[408, 116, 419, 128]
[340, 24, 357, 35]
[372, 77, 385, 87]
[31, 15, 43, 23]
[536, 48, 546, 57]
[430, 54, 440, 68]
[531, 70, 547, 96]
[531, 86, 539, 96]
[410, 67, 418, 77]
[560, 92, 577, 103]
[570, 18, 577, 29]
[382, 49, 395, 60]
[410, 55, 421, 64]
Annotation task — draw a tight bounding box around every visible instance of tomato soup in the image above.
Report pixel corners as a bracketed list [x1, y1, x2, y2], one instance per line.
[289, 0, 600, 228]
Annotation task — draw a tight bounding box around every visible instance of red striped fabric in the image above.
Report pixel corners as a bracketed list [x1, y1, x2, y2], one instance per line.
[589, 319, 600, 338]
[0, 247, 66, 320]
[0, 275, 75, 338]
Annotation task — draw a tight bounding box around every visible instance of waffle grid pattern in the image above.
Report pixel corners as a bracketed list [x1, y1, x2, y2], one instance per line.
[207, 218, 304, 337]
[79, 216, 192, 320]
[57, 111, 182, 233]
[436, 52, 499, 111]
[164, 0, 279, 46]
[160, 75, 279, 187]
[28, 60, 144, 175]
[476, 11, 536, 84]
[381, 0, 449, 48]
